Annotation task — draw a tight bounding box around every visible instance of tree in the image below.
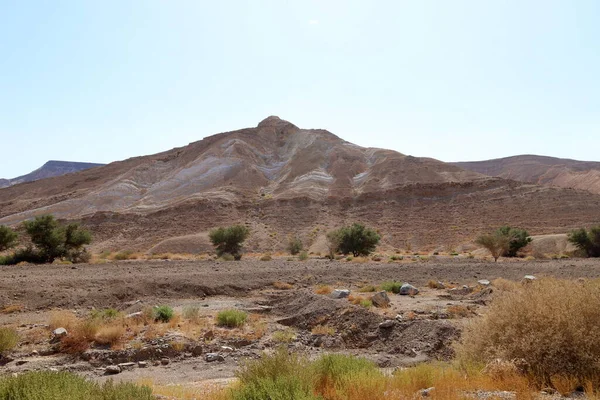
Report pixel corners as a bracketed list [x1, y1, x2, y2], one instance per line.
[0, 225, 18, 252]
[496, 226, 532, 257]
[209, 225, 250, 260]
[328, 223, 380, 257]
[568, 226, 600, 257]
[475, 232, 510, 262]
[287, 236, 303, 255]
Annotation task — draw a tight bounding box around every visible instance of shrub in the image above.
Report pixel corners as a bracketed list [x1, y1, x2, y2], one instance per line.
[380, 281, 403, 294]
[311, 325, 335, 336]
[154, 306, 174, 323]
[94, 325, 125, 346]
[312, 354, 379, 392]
[287, 236, 303, 255]
[298, 251, 309, 261]
[219, 252, 235, 261]
[457, 278, 600, 387]
[496, 226, 532, 257]
[272, 329, 296, 343]
[59, 319, 100, 354]
[209, 225, 250, 260]
[475, 232, 510, 262]
[273, 281, 293, 290]
[91, 308, 120, 321]
[568, 227, 600, 257]
[216, 309, 248, 328]
[358, 284, 376, 292]
[182, 306, 200, 322]
[315, 285, 332, 295]
[327, 223, 381, 257]
[0, 328, 19, 354]
[259, 253, 272, 261]
[0, 225, 18, 252]
[0, 371, 153, 399]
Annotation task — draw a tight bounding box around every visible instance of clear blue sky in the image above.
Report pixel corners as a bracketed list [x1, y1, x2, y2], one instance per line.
[1, 0, 599, 178]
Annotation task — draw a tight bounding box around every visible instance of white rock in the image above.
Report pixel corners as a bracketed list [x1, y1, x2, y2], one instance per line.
[379, 320, 395, 329]
[330, 289, 350, 299]
[477, 279, 491, 286]
[400, 283, 419, 295]
[52, 328, 67, 337]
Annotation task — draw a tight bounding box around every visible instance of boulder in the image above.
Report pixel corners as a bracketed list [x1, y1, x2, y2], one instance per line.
[52, 328, 67, 337]
[370, 291, 390, 308]
[379, 320, 395, 329]
[399, 283, 419, 296]
[330, 289, 350, 299]
[523, 275, 536, 283]
[105, 365, 121, 375]
[477, 279, 491, 286]
[205, 353, 225, 362]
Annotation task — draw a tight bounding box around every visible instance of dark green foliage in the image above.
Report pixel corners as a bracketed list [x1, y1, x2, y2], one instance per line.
[0, 226, 18, 252]
[568, 226, 600, 257]
[0, 371, 153, 400]
[287, 236, 303, 255]
[475, 232, 509, 262]
[154, 305, 174, 323]
[496, 226, 532, 257]
[209, 225, 250, 260]
[328, 223, 381, 257]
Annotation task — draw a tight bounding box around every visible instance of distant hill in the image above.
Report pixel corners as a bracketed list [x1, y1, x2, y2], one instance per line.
[453, 155, 600, 195]
[0, 160, 105, 188]
[1, 118, 599, 253]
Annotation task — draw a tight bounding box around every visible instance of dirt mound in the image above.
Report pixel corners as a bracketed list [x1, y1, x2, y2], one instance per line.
[271, 290, 459, 360]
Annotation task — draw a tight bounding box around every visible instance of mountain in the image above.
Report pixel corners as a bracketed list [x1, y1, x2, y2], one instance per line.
[453, 155, 600, 195]
[0, 160, 105, 188]
[1, 117, 600, 253]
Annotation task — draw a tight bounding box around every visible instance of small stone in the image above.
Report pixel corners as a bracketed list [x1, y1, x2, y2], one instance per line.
[16, 360, 28, 366]
[400, 283, 419, 296]
[138, 361, 148, 368]
[118, 362, 136, 370]
[477, 279, 491, 286]
[420, 387, 435, 397]
[126, 312, 143, 319]
[160, 358, 170, 365]
[395, 314, 403, 321]
[105, 365, 121, 375]
[370, 291, 390, 308]
[205, 353, 225, 362]
[330, 289, 350, 299]
[220, 346, 234, 353]
[523, 275, 536, 282]
[52, 327, 68, 337]
[379, 320, 395, 329]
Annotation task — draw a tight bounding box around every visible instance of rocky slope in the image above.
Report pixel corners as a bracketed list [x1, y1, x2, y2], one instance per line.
[0, 160, 105, 188]
[453, 155, 600, 195]
[1, 118, 600, 252]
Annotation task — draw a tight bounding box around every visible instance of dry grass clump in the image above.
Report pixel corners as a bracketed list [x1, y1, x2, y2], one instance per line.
[272, 281, 293, 290]
[491, 277, 520, 292]
[457, 278, 600, 388]
[358, 284, 376, 292]
[272, 328, 297, 343]
[348, 295, 373, 308]
[311, 325, 336, 336]
[216, 309, 248, 328]
[427, 280, 444, 289]
[446, 305, 472, 318]
[49, 310, 78, 331]
[315, 285, 333, 295]
[1, 304, 24, 314]
[59, 319, 100, 354]
[0, 327, 19, 353]
[94, 325, 125, 347]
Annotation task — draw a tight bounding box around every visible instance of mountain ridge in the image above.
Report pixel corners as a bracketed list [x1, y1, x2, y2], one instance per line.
[1, 160, 105, 188]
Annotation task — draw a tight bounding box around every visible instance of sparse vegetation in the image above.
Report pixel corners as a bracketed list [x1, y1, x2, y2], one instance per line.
[154, 305, 174, 323]
[216, 309, 248, 328]
[259, 253, 272, 261]
[475, 231, 510, 262]
[0, 327, 19, 354]
[298, 251, 309, 261]
[315, 284, 333, 295]
[0, 225, 18, 252]
[380, 281, 403, 294]
[272, 329, 296, 343]
[568, 226, 600, 257]
[327, 223, 381, 257]
[272, 281, 293, 290]
[476, 226, 531, 261]
[209, 225, 250, 260]
[287, 236, 303, 255]
[0, 371, 153, 399]
[311, 325, 336, 336]
[358, 284, 376, 292]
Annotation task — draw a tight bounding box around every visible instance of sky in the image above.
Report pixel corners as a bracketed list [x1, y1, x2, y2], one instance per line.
[1, 0, 599, 178]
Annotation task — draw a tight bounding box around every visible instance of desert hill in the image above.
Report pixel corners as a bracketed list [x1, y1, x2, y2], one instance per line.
[0, 160, 105, 188]
[453, 155, 600, 195]
[1, 117, 600, 253]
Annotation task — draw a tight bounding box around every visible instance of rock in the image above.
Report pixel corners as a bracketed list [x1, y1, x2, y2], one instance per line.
[105, 365, 121, 375]
[204, 331, 215, 341]
[420, 387, 435, 397]
[220, 346, 234, 353]
[16, 360, 28, 366]
[523, 275, 536, 283]
[435, 281, 446, 289]
[205, 353, 225, 362]
[160, 358, 170, 365]
[118, 362, 136, 370]
[138, 361, 148, 368]
[126, 312, 143, 319]
[330, 289, 350, 299]
[400, 283, 419, 296]
[395, 314, 403, 321]
[379, 320, 395, 329]
[52, 327, 67, 337]
[370, 291, 390, 308]
[477, 279, 491, 286]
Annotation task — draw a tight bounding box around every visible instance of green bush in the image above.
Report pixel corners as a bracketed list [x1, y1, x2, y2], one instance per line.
[327, 223, 380, 257]
[298, 251, 309, 261]
[216, 309, 248, 328]
[568, 227, 600, 257]
[91, 308, 120, 321]
[379, 281, 403, 294]
[0, 328, 18, 354]
[0, 371, 152, 400]
[153, 305, 174, 323]
[475, 232, 510, 262]
[0, 226, 18, 252]
[209, 225, 250, 260]
[287, 236, 303, 255]
[312, 354, 379, 389]
[496, 226, 532, 257]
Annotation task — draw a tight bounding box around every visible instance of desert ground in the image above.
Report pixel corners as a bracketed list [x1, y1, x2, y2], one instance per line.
[2, 256, 600, 397]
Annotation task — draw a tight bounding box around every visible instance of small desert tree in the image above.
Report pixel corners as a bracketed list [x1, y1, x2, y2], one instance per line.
[328, 223, 380, 257]
[209, 225, 250, 260]
[568, 226, 600, 257]
[496, 226, 532, 257]
[0, 226, 18, 252]
[475, 232, 510, 262]
[287, 236, 303, 255]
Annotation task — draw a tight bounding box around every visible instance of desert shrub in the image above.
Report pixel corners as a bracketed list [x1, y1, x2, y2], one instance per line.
[219, 252, 235, 261]
[358, 284, 376, 292]
[315, 285, 332, 295]
[457, 278, 600, 387]
[312, 354, 380, 393]
[496, 226, 532, 257]
[259, 253, 272, 261]
[311, 325, 335, 336]
[216, 309, 247, 328]
[475, 232, 510, 262]
[327, 223, 380, 257]
[0, 246, 44, 265]
[0, 371, 153, 400]
[0, 225, 18, 252]
[154, 306, 174, 323]
[209, 225, 250, 260]
[182, 306, 200, 322]
[272, 281, 293, 290]
[359, 299, 373, 308]
[389, 255, 403, 261]
[427, 280, 444, 289]
[380, 281, 403, 294]
[298, 251, 309, 261]
[287, 236, 303, 255]
[91, 308, 120, 321]
[58, 319, 100, 354]
[112, 250, 134, 260]
[0, 328, 19, 354]
[94, 325, 125, 346]
[272, 329, 296, 343]
[568, 227, 600, 257]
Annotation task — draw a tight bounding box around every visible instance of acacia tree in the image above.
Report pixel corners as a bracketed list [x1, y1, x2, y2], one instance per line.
[287, 236, 303, 255]
[475, 232, 510, 262]
[568, 227, 600, 257]
[22, 215, 91, 263]
[209, 225, 250, 260]
[328, 223, 380, 257]
[0, 225, 18, 252]
[496, 226, 532, 257]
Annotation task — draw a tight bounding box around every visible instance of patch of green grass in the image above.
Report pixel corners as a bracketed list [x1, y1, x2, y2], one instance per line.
[358, 285, 377, 293]
[379, 281, 403, 294]
[0, 327, 18, 354]
[359, 299, 373, 308]
[154, 305, 174, 323]
[216, 309, 248, 328]
[272, 329, 297, 343]
[298, 251, 309, 261]
[0, 371, 153, 400]
[90, 308, 120, 321]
